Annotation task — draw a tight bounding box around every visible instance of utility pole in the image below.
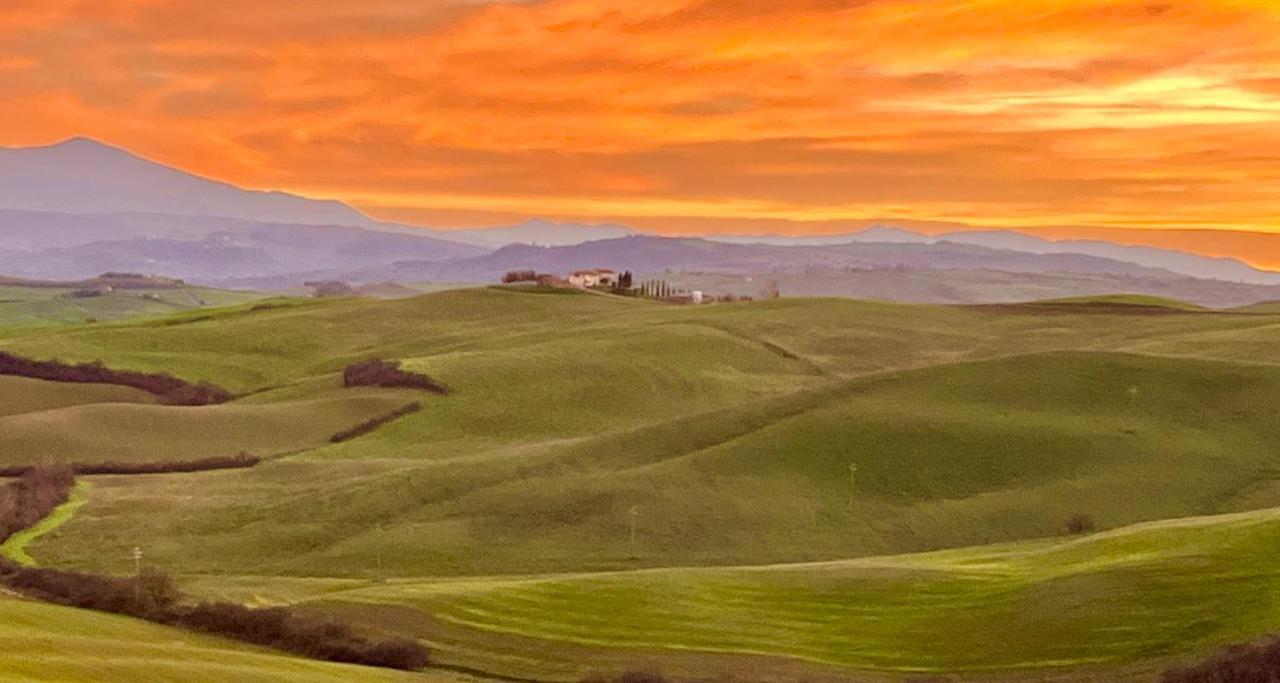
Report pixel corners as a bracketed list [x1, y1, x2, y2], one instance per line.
[847, 463, 858, 512]
[132, 546, 143, 603]
[628, 506, 639, 557]
[376, 524, 385, 576]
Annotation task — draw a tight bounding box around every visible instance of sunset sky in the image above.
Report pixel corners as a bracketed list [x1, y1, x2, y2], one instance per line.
[3, 1, 1280, 262]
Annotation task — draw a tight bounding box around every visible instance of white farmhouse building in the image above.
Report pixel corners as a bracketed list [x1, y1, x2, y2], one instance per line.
[568, 269, 618, 288]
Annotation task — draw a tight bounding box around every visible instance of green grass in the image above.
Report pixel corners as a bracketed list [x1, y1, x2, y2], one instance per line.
[8, 288, 1280, 679]
[0, 387, 417, 466]
[297, 504, 1280, 681]
[1, 481, 90, 566]
[0, 376, 153, 417]
[0, 285, 266, 330]
[0, 594, 447, 682]
[30, 350, 1280, 580]
[1024, 294, 1207, 311]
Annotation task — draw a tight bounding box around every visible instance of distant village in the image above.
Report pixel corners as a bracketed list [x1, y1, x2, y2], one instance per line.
[501, 268, 767, 304]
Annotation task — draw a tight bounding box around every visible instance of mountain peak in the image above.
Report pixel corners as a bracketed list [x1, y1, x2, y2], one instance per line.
[55, 136, 109, 148]
[0, 138, 371, 227]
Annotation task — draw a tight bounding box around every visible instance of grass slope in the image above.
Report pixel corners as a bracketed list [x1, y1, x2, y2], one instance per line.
[301, 504, 1280, 681]
[0, 376, 153, 417]
[0, 388, 416, 466]
[26, 351, 1280, 580]
[0, 284, 265, 330]
[8, 289, 1280, 679]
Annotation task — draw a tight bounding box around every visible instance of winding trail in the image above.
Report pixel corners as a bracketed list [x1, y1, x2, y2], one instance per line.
[0, 481, 90, 566]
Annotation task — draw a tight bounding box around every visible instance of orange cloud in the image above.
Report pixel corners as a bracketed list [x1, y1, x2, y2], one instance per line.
[3, 0, 1280, 264]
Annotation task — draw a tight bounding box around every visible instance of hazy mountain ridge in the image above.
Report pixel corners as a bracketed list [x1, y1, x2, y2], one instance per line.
[427, 234, 1187, 281]
[2, 138, 1278, 305]
[0, 220, 485, 282]
[436, 218, 639, 247]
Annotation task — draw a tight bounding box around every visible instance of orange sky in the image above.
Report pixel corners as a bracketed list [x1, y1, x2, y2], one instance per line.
[3, 1, 1280, 263]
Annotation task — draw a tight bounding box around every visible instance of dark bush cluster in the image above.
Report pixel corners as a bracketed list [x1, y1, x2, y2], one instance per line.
[0, 562, 430, 672]
[582, 672, 670, 683]
[331, 403, 422, 443]
[0, 453, 260, 479]
[1065, 513, 1096, 535]
[0, 465, 76, 543]
[0, 351, 233, 406]
[342, 359, 448, 395]
[1162, 638, 1280, 682]
[178, 601, 430, 670]
[503, 270, 538, 283]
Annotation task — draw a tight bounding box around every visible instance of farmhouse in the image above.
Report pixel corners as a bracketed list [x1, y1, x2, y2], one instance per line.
[568, 269, 618, 288]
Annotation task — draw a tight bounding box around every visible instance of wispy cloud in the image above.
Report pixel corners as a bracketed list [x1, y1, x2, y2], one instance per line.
[4, 0, 1280, 246]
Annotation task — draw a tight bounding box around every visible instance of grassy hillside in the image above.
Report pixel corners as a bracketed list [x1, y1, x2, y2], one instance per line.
[0, 284, 265, 329]
[0, 387, 416, 466]
[0, 376, 153, 417]
[1023, 294, 1207, 311]
[0, 594, 448, 682]
[28, 351, 1280, 580]
[285, 504, 1280, 681]
[8, 288, 1280, 679]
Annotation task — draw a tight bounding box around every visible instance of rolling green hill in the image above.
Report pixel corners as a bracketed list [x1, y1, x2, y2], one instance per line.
[0, 376, 153, 417]
[0, 388, 417, 466]
[294, 503, 1280, 681]
[7, 288, 1280, 680]
[0, 284, 265, 330]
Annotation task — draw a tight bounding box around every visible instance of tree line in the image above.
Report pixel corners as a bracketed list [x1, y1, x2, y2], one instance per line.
[0, 453, 260, 479]
[0, 351, 232, 406]
[0, 563, 429, 671]
[0, 465, 75, 543]
[1162, 637, 1280, 682]
[330, 402, 422, 443]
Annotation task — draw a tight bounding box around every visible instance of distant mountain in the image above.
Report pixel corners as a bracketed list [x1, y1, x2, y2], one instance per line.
[938, 230, 1280, 285]
[4, 138, 1277, 297]
[0, 216, 485, 283]
[708, 225, 932, 246]
[436, 219, 641, 248]
[0, 138, 370, 226]
[423, 234, 1188, 282]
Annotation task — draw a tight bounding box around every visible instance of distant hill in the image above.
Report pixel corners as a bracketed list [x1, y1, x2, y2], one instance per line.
[4, 138, 1278, 299]
[940, 230, 1280, 285]
[428, 234, 1188, 281]
[0, 219, 485, 283]
[708, 225, 933, 246]
[0, 138, 371, 226]
[0, 139, 484, 284]
[435, 218, 640, 247]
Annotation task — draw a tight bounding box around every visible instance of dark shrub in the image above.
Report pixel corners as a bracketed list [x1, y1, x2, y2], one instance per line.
[331, 403, 422, 443]
[342, 359, 447, 395]
[503, 270, 538, 284]
[582, 672, 670, 683]
[0, 351, 232, 405]
[0, 465, 76, 543]
[1162, 638, 1280, 682]
[0, 453, 260, 479]
[1065, 514, 1096, 535]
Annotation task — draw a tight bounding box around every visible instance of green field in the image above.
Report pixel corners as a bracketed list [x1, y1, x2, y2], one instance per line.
[296, 504, 1280, 681]
[5, 287, 1280, 680]
[0, 284, 265, 330]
